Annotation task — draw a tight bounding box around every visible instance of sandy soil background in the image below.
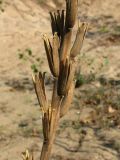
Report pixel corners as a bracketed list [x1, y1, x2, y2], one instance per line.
[0, 0, 120, 159]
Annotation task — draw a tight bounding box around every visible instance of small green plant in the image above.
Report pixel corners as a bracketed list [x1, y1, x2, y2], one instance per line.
[99, 25, 110, 34]
[113, 25, 120, 36]
[75, 73, 86, 87]
[104, 56, 109, 65]
[75, 54, 109, 87]
[18, 48, 43, 73]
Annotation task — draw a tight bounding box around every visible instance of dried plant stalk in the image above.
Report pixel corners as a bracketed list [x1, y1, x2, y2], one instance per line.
[40, 103, 61, 160]
[32, 0, 87, 160]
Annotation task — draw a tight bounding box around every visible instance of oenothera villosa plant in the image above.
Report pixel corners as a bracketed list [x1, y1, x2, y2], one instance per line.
[23, 0, 87, 160]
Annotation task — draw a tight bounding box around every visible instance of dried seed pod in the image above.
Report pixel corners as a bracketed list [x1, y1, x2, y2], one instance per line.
[60, 10, 65, 39]
[59, 0, 78, 63]
[60, 28, 72, 63]
[50, 10, 65, 40]
[65, 62, 75, 92]
[51, 97, 61, 115]
[52, 33, 60, 76]
[57, 59, 74, 96]
[57, 59, 69, 95]
[65, 0, 78, 29]
[50, 12, 57, 35]
[60, 81, 74, 117]
[33, 72, 47, 111]
[43, 34, 60, 77]
[43, 36, 54, 75]
[56, 10, 65, 39]
[70, 22, 88, 59]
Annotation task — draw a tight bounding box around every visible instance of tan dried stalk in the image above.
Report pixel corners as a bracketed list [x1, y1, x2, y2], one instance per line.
[32, 0, 87, 160]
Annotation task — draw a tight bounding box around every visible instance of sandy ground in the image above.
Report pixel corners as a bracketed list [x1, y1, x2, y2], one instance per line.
[0, 0, 120, 160]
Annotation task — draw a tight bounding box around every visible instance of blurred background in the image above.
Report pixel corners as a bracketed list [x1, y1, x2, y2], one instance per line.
[0, 0, 120, 160]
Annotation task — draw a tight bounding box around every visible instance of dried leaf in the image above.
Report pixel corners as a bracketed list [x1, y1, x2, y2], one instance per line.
[108, 106, 116, 113]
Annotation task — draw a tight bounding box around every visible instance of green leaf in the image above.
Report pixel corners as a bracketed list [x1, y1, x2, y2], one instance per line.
[75, 74, 85, 87]
[36, 58, 40, 62]
[26, 48, 32, 56]
[31, 64, 38, 73]
[114, 25, 120, 33]
[18, 53, 24, 59]
[99, 26, 109, 33]
[104, 57, 109, 65]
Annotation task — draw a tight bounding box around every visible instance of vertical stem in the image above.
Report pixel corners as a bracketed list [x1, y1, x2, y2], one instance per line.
[40, 79, 61, 160]
[40, 111, 60, 160]
[40, 134, 55, 160]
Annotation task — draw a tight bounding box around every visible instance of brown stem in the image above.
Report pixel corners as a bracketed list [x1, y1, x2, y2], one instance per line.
[40, 134, 55, 160]
[40, 78, 61, 160]
[40, 110, 60, 160]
